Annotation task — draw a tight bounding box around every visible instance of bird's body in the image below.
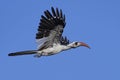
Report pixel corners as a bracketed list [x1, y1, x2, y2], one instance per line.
[8, 7, 90, 58]
[37, 43, 69, 56]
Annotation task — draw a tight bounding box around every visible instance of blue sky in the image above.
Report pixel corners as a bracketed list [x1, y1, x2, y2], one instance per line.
[0, 0, 120, 80]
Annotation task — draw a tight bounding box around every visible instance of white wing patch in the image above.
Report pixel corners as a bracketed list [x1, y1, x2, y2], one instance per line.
[36, 37, 48, 49]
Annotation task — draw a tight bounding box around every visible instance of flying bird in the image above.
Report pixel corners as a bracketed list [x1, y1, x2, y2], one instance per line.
[8, 7, 90, 57]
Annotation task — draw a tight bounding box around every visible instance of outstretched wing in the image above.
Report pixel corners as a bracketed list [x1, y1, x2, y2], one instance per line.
[36, 7, 66, 50]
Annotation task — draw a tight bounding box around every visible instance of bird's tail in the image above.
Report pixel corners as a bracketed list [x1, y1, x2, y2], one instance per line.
[8, 50, 37, 56]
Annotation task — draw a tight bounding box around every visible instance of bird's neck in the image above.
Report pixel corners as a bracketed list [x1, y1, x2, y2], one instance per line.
[62, 43, 74, 50]
[67, 43, 74, 47]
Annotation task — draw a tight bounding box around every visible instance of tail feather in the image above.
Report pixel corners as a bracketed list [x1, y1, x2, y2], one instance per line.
[8, 50, 37, 56]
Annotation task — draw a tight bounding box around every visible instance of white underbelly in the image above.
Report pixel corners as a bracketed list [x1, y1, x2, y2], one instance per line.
[38, 44, 67, 56]
[43, 47, 62, 54]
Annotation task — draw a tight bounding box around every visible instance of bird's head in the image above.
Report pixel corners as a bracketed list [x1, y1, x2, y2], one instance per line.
[69, 42, 90, 49]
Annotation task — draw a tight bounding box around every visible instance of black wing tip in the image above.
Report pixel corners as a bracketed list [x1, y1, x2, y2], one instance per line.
[36, 7, 66, 39]
[51, 6, 54, 9]
[60, 36, 70, 45]
[39, 7, 66, 29]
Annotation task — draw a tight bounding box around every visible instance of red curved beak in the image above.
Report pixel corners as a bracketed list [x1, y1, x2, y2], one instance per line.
[80, 42, 90, 49]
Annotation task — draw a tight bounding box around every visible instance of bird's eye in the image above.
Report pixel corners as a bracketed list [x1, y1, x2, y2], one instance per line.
[75, 42, 78, 45]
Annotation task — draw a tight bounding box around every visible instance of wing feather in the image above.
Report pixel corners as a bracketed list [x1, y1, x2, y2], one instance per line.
[36, 7, 67, 50]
